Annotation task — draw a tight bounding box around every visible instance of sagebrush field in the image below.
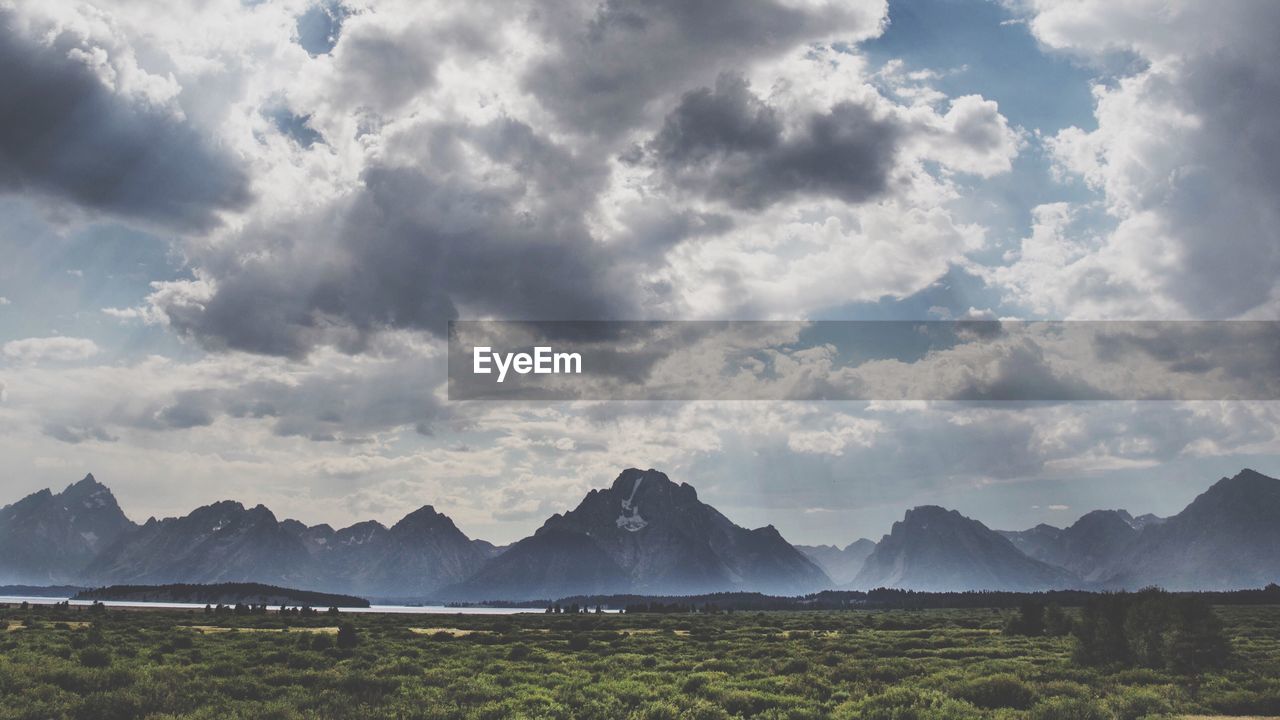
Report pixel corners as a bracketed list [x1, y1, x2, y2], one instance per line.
[2, 603, 1279, 719]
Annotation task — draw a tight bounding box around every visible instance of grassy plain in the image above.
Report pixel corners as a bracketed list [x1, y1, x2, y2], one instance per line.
[1, 604, 1278, 719]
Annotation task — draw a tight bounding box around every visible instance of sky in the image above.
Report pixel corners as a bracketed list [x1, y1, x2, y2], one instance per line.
[2, 0, 1279, 546]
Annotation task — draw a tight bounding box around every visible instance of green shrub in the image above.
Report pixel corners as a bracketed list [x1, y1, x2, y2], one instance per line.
[78, 647, 112, 668]
[1106, 687, 1172, 720]
[507, 643, 531, 660]
[1206, 688, 1280, 715]
[1029, 696, 1109, 720]
[953, 673, 1038, 710]
[778, 657, 809, 674]
[834, 688, 984, 720]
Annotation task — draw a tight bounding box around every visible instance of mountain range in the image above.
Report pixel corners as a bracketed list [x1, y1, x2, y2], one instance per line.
[853, 505, 1080, 592]
[2, 468, 1278, 599]
[796, 539, 876, 585]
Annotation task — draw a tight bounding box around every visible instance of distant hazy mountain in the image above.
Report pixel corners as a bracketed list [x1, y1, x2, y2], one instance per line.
[853, 505, 1081, 592]
[797, 539, 876, 585]
[443, 468, 831, 601]
[0, 474, 135, 584]
[998, 523, 1063, 563]
[1096, 469, 1280, 590]
[471, 539, 508, 559]
[999, 510, 1142, 582]
[89, 501, 315, 587]
[8, 467, 1280, 598]
[1128, 512, 1166, 530]
[289, 505, 490, 598]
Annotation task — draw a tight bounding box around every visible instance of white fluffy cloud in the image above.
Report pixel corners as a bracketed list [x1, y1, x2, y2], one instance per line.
[2, 336, 100, 363]
[2, 0, 1022, 349]
[995, 0, 1280, 319]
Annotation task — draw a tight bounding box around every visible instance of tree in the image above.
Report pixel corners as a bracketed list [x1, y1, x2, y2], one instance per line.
[1073, 595, 1131, 666]
[1165, 597, 1231, 673]
[1073, 591, 1231, 672]
[1044, 603, 1073, 636]
[336, 622, 359, 649]
[1003, 599, 1046, 636]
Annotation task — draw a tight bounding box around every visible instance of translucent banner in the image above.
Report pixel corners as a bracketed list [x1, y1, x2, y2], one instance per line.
[447, 321, 1280, 401]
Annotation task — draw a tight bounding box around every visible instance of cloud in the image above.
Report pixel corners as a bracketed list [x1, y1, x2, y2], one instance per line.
[150, 119, 631, 357]
[42, 423, 117, 444]
[5, 0, 1202, 546]
[994, 0, 1280, 319]
[523, 0, 886, 136]
[33, 1, 1021, 357]
[921, 95, 1022, 177]
[0, 9, 251, 230]
[2, 336, 100, 363]
[646, 73, 900, 208]
[5, 335, 447, 443]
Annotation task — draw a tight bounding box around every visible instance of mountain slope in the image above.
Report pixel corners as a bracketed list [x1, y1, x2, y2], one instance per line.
[291, 506, 490, 598]
[1098, 469, 1280, 590]
[443, 468, 831, 601]
[1000, 510, 1140, 582]
[997, 524, 1063, 564]
[797, 539, 876, 585]
[88, 501, 316, 587]
[853, 505, 1082, 592]
[3, 475, 491, 598]
[0, 474, 135, 584]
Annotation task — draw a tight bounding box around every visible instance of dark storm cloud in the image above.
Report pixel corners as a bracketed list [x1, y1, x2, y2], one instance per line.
[651, 74, 783, 161]
[1157, 41, 1280, 317]
[1092, 322, 1280, 385]
[0, 12, 251, 230]
[161, 118, 636, 357]
[647, 74, 900, 208]
[523, 0, 879, 135]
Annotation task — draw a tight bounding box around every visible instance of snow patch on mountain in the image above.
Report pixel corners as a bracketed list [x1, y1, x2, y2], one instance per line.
[616, 474, 648, 532]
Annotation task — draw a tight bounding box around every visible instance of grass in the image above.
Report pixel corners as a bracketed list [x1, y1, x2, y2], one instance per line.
[181, 625, 341, 634]
[0, 604, 1277, 718]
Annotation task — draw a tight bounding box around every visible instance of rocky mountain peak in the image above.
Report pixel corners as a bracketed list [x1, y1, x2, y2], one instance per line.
[608, 468, 694, 501]
[1212, 468, 1278, 496]
[64, 473, 103, 492]
[0, 474, 136, 585]
[1071, 509, 1135, 532]
[391, 505, 460, 535]
[898, 505, 970, 532]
